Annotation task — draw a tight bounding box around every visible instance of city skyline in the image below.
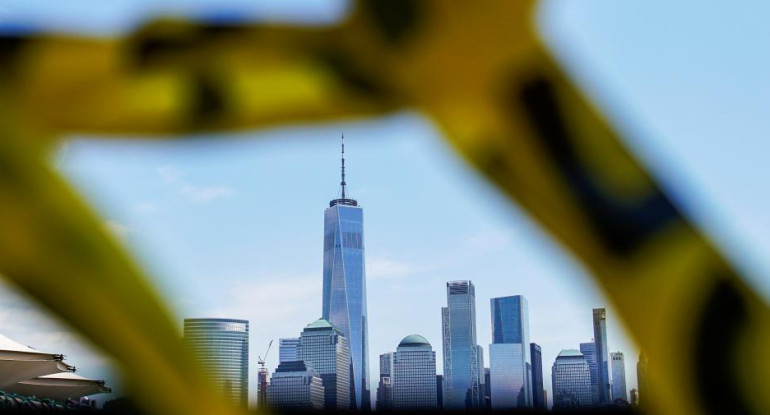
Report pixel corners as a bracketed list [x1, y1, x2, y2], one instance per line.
[0, 0, 766, 412]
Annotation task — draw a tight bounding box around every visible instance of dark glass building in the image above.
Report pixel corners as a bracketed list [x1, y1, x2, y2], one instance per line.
[552, 350, 593, 410]
[530, 343, 546, 411]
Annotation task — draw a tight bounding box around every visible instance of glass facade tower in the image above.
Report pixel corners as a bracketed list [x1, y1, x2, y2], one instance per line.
[183, 318, 249, 408]
[376, 353, 394, 410]
[322, 136, 369, 409]
[392, 335, 438, 409]
[593, 308, 611, 404]
[611, 352, 628, 402]
[530, 343, 546, 411]
[489, 295, 532, 409]
[441, 280, 484, 409]
[580, 341, 599, 405]
[552, 349, 593, 410]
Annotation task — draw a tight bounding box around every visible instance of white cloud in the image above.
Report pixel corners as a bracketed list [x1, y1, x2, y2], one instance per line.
[367, 257, 412, 280]
[180, 184, 234, 202]
[157, 165, 234, 203]
[104, 220, 131, 238]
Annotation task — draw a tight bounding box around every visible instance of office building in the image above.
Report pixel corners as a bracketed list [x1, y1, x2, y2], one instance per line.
[489, 295, 532, 409]
[580, 341, 599, 405]
[392, 335, 438, 409]
[530, 343, 546, 411]
[611, 352, 628, 402]
[552, 350, 593, 410]
[322, 135, 370, 409]
[593, 308, 611, 404]
[436, 375, 444, 410]
[376, 353, 394, 410]
[637, 352, 648, 407]
[484, 368, 491, 409]
[441, 280, 484, 409]
[267, 361, 325, 410]
[279, 338, 300, 363]
[298, 318, 351, 410]
[183, 318, 248, 408]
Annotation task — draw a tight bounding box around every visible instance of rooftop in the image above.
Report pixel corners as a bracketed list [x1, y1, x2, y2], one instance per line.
[398, 334, 431, 348]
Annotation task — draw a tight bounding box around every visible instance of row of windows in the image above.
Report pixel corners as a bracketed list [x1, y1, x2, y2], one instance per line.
[324, 232, 364, 250]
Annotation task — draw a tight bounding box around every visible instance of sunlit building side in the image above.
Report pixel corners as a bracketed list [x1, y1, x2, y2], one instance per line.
[182, 318, 248, 408]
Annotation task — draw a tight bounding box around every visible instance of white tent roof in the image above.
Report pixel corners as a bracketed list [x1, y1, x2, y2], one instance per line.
[0, 334, 73, 388]
[4, 373, 110, 402]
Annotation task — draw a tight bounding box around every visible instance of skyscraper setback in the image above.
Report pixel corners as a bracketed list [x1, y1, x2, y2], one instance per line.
[442, 280, 484, 409]
[489, 295, 532, 409]
[322, 135, 370, 409]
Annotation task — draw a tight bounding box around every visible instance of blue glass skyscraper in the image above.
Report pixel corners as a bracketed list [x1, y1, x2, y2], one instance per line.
[322, 135, 369, 410]
[442, 280, 484, 409]
[489, 295, 532, 409]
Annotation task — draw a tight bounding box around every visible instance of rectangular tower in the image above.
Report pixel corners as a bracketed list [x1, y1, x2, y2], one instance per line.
[530, 343, 546, 411]
[322, 136, 370, 409]
[278, 338, 300, 363]
[580, 341, 599, 405]
[489, 295, 532, 409]
[611, 352, 628, 402]
[441, 280, 484, 409]
[298, 319, 351, 410]
[592, 308, 611, 404]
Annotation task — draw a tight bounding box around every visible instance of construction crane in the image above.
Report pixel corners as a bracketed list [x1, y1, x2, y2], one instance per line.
[257, 340, 273, 407]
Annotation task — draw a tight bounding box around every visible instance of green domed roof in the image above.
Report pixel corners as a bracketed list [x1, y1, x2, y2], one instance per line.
[305, 318, 334, 330]
[398, 334, 431, 348]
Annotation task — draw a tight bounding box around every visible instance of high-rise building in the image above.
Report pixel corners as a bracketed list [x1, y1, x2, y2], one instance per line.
[392, 335, 438, 409]
[489, 295, 532, 409]
[579, 341, 599, 405]
[530, 343, 546, 411]
[298, 318, 351, 410]
[484, 368, 491, 409]
[552, 350, 593, 410]
[611, 352, 628, 402]
[257, 367, 268, 407]
[436, 375, 444, 410]
[322, 135, 370, 410]
[183, 318, 249, 408]
[592, 308, 611, 404]
[637, 352, 648, 407]
[376, 353, 394, 410]
[441, 280, 484, 409]
[267, 361, 325, 410]
[279, 338, 300, 363]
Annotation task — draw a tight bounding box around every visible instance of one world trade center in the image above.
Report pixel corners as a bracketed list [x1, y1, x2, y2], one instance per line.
[322, 135, 370, 410]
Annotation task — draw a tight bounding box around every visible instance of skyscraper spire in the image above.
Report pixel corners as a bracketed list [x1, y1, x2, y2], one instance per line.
[341, 132, 347, 199]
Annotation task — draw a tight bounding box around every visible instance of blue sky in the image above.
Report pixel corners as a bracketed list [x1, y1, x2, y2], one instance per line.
[1, 0, 768, 409]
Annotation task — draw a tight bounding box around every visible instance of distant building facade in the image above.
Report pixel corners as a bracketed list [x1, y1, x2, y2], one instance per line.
[392, 335, 438, 409]
[593, 309, 611, 404]
[489, 295, 532, 409]
[441, 280, 484, 409]
[552, 350, 593, 410]
[637, 352, 648, 407]
[436, 375, 444, 410]
[530, 343, 546, 411]
[611, 352, 628, 402]
[279, 338, 300, 363]
[298, 318, 351, 410]
[579, 341, 599, 405]
[183, 318, 249, 408]
[376, 352, 394, 410]
[267, 361, 325, 410]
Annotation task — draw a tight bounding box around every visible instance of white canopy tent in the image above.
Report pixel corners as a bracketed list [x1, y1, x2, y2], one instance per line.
[4, 373, 110, 402]
[0, 334, 73, 388]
